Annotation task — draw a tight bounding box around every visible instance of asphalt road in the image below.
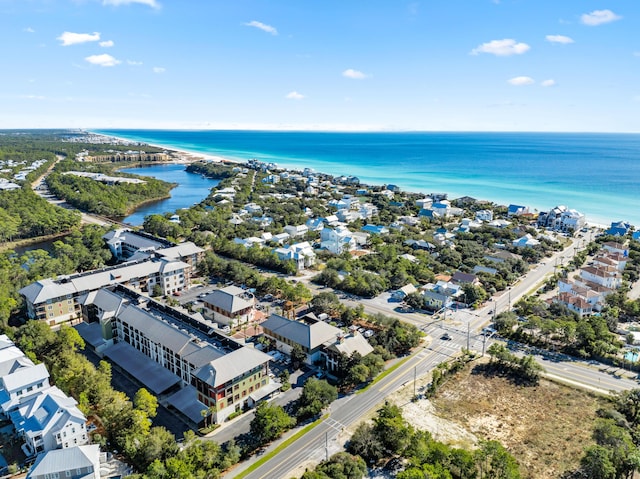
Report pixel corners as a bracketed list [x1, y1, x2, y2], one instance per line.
[228, 233, 640, 478]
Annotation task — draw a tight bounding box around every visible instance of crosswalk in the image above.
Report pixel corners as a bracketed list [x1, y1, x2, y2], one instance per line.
[324, 417, 345, 432]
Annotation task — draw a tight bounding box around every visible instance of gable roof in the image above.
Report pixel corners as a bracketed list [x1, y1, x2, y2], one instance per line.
[261, 314, 340, 350]
[27, 445, 100, 478]
[193, 347, 271, 388]
[202, 286, 254, 314]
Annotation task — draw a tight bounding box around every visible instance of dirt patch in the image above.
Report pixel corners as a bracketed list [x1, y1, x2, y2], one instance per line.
[427, 362, 606, 479]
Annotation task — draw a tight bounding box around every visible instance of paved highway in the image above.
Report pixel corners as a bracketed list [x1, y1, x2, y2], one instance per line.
[228, 233, 639, 478]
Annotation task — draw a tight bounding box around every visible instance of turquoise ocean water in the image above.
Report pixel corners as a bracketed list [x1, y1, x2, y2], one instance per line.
[94, 130, 640, 227]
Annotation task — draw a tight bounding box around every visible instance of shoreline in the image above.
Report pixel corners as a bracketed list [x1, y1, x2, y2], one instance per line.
[90, 131, 240, 165]
[89, 130, 623, 231]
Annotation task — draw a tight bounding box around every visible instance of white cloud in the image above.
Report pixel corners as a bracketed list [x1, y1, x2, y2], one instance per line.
[285, 91, 304, 100]
[581, 9, 621, 26]
[634, 52, 640, 57]
[99, 40, 114, 47]
[342, 68, 368, 80]
[127, 60, 143, 66]
[545, 35, 574, 44]
[24, 27, 35, 33]
[471, 39, 530, 56]
[244, 20, 278, 35]
[85, 53, 120, 67]
[541, 79, 556, 87]
[57, 31, 101, 46]
[153, 67, 166, 73]
[508, 76, 535, 86]
[21, 94, 45, 100]
[103, 0, 160, 8]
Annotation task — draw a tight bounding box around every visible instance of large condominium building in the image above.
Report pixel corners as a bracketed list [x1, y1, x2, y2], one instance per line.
[20, 257, 190, 326]
[103, 229, 204, 268]
[84, 152, 169, 163]
[81, 286, 273, 424]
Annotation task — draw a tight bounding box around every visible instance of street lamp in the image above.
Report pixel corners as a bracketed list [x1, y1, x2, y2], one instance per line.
[507, 287, 512, 311]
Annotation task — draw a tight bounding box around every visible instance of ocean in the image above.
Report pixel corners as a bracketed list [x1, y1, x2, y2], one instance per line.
[94, 130, 640, 227]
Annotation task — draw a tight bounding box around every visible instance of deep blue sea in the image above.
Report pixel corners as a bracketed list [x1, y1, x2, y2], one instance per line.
[95, 130, 640, 227]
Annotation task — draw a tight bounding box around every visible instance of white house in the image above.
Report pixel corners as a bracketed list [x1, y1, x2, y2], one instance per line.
[512, 234, 540, 248]
[27, 445, 101, 479]
[306, 218, 325, 232]
[284, 224, 309, 238]
[416, 198, 433, 210]
[320, 226, 357, 255]
[242, 202, 262, 215]
[537, 205, 585, 234]
[579, 266, 622, 290]
[274, 242, 316, 270]
[10, 386, 88, 456]
[475, 209, 494, 222]
[0, 336, 51, 415]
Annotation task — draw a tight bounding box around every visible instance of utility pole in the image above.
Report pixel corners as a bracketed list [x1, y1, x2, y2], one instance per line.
[413, 365, 417, 399]
[325, 431, 329, 461]
[482, 332, 487, 356]
[467, 322, 470, 351]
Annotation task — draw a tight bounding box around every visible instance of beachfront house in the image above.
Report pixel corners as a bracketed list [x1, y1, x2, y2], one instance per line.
[507, 204, 529, 217]
[537, 205, 586, 235]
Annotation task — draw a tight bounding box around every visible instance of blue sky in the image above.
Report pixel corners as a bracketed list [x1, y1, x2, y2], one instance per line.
[1, 0, 638, 132]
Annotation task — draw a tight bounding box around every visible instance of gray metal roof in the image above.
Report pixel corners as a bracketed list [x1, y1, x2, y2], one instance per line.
[0, 346, 34, 377]
[156, 242, 204, 259]
[19, 279, 76, 304]
[27, 444, 100, 478]
[20, 258, 189, 305]
[103, 228, 167, 251]
[2, 363, 49, 393]
[327, 334, 374, 357]
[117, 305, 198, 355]
[103, 342, 181, 394]
[193, 347, 270, 388]
[202, 286, 253, 314]
[261, 314, 340, 350]
[165, 385, 207, 424]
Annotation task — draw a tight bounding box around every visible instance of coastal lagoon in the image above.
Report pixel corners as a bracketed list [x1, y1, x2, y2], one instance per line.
[97, 130, 640, 226]
[119, 163, 220, 225]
